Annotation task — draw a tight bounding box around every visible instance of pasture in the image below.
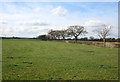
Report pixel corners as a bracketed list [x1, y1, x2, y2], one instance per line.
[2, 39, 118, 80]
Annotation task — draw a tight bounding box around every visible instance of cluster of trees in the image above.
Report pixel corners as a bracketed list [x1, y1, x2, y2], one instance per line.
[77, 37, 119, 42]
[1, 37, 36, 39]
[38, 25, 87, 41]
[38, 25, 113, 47]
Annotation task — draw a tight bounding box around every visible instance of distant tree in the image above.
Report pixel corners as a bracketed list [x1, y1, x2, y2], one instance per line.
[89, 36, 94, 41]
[117, 38, 120, 42]
[80, 37, 88, 41]
[67, 25, 87, 42]
[47, 29, 68, 40]
[111, 38, 116, 42]
[93, 25, 112, 47]
[37, 35, 49, 40]
[12, 36, 15, 39]
[106, 38, 116, 42]
[59, 30, 68, 40]
[48, 29, 56, 40]
[83, 37, 88, 41]
[54, 30, 61, 40]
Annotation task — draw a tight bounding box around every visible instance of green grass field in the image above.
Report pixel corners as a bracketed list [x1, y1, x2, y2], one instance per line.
[2, 39, 118, 80]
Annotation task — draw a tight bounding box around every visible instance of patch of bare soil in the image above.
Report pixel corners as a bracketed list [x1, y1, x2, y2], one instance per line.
[87, 51, 95, 53]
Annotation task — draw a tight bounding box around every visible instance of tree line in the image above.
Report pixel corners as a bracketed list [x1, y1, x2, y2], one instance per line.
[38, 25, 87, 41]
[38, 24, 115, 46]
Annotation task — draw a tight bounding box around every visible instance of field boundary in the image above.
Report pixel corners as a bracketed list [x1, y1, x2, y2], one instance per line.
[53, 40, 120, 48]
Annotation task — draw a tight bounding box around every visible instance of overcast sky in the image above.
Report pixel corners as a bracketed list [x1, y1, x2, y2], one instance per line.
[0, 2, 118, 38]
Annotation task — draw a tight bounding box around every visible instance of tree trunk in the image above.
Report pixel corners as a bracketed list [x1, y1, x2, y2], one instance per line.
[75, 36, 77, 42]
[58, 36, 60, 40]
[62, 36, 65, 41]
[103, 38, 106, 47]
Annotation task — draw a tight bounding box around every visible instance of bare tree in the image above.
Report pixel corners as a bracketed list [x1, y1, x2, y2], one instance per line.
[48, 30, 62, 40]
[59, 30, 68, 40]
[67, 25, 87, 42]
[48, 29, 68, 40]
[93, 25, 112, 47]
[54, 30, 61, 40]
[48, 29, 56, 40]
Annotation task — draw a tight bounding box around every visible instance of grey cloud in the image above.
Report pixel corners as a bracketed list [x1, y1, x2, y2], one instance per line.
[2, 22, 7, 24]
